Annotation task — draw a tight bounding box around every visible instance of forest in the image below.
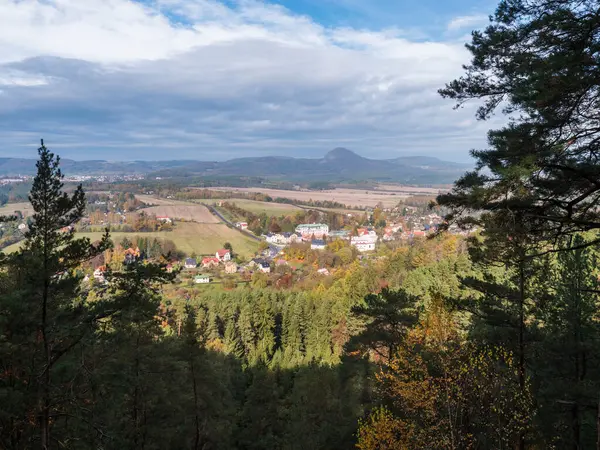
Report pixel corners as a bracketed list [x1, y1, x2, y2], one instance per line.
[2, 0, 600, 448]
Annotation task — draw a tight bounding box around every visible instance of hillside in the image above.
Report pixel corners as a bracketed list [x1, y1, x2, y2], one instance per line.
[0, 149, 470, 184]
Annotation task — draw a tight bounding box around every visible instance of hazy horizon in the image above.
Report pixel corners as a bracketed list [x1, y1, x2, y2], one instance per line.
[0, 146, 472, 164]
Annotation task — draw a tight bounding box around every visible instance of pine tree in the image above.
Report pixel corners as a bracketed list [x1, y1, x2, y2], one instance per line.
[347, 288, 419, 362]
[224, 309, 245, 362]
[91, 260, 175, 448]
[181, 304, 204, 450]
[438, 0, 600, 247]
[0, 141, 110, 448]
[536, 235, 600, 448]
[458, 210, 542, 449]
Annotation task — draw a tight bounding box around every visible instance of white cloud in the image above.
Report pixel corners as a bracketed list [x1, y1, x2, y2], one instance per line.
[446, 14, 488, 32]
[0, 0, 489, 161]
[0, 69, 54, 86]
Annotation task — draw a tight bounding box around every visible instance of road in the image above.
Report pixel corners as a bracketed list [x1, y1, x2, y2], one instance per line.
[202, 203, 262, 242]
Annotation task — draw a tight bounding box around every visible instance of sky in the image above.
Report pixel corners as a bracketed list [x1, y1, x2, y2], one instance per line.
[0, 0, 500, 162]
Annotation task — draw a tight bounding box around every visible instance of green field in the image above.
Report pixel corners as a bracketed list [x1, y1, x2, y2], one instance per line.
[2, 222, 259, 258]
[202, 199, 302, 216]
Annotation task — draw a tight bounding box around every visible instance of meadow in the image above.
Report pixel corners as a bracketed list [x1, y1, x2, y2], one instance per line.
[3, 222, 259, 258]
[139, 205, 219, 223]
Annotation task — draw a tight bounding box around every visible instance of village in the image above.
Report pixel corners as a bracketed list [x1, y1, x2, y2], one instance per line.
[86, 202, 472, 288]
[2, 186, 476, 289]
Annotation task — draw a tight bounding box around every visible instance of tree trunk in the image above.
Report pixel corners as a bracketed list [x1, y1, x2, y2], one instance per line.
[572, 403, 580, 450]
[596, 396, 600, 450]
[518, 260, 526, 450]
[40, 208, 51, 450]
[40, 282, 51, 449]
[190, 356, 200, 450]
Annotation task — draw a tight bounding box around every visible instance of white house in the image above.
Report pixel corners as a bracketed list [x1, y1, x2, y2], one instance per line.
[295, 223, 329, 240]
[250, 259, 271, 273]
[265, 232, 301, 246]
[258, 262, 271, 273]
[195, 274, 210, 284]
[235, 222, 248, 230]
[93, 267, 106, 283]
[156, 216, 172, 223]
[351, 235, 377, 252]
[216, 249, 232, 262]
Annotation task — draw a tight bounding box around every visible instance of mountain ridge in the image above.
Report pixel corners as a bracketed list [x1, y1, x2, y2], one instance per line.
[0, 149, 470, 184]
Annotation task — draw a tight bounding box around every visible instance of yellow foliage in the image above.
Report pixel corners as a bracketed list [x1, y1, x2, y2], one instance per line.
[356, 407, 410, 450]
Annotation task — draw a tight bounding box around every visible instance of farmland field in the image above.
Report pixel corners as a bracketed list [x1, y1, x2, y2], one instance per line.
[140, 205, 220, 223]
[2, 222, 259, 257]
[204, 187, 409, 208]
[202, 199, 302, 216]
[0, 202, 35, 217]
[136, 194, 197, 206]
[374, 184, 451, 194]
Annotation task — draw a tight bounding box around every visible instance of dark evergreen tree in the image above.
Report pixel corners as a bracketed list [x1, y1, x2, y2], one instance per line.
[536, 235, 600, 448]
[0, 141, 110, 449]
[347, 288, 419, 362]
[89, 260, 175, 449]
[438, 0, 600, 248]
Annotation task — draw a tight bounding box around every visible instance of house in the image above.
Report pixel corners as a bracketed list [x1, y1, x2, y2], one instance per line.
[311, 239, 326, 250]
[382, 232, 395, 242]
[356, 228, 377, 237]
[251, 258, 271, 273]
[124, 247, 141, 264]
[202, 257, 220, 268]
[184, 258, 197, 269]
[18, 223, 27, 231]
[317, 268, 330, 276]
[295, 223, 329, 240]
[329, 230, 350, 239]
[93, 266, 106, 283]
[235, 222, 248, 230]
[225, 261, 238, 274]
[156, 216, 172, 223]
[258, 261, 271, 273]
[216, 249, 232, 262]
[351, 235, 377, 252]
[194, 274, 210, 284]
[265, 232, 301, 246]
[388, 223, 403, 233]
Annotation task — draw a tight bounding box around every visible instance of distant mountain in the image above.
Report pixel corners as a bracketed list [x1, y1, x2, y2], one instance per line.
[0, 149, 471, 184]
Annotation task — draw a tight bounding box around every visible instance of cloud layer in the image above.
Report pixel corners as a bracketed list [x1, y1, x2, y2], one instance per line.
[0, 0, 492, 161]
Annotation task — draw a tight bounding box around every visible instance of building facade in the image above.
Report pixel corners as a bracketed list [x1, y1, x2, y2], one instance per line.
[351, 235, 377, 252]
[295, 223, 329, 240]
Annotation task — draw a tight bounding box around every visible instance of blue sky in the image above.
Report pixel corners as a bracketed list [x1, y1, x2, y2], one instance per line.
[275, 0, 492, 33]
[0, 0, 500, 162]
